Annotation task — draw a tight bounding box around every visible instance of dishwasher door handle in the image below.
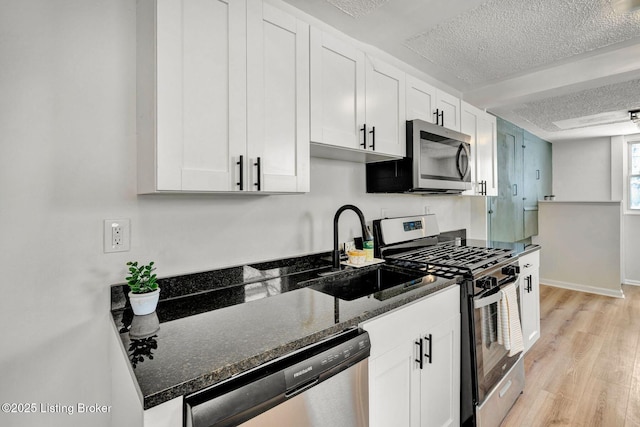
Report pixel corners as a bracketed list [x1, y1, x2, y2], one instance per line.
[285, 378, 319, 398]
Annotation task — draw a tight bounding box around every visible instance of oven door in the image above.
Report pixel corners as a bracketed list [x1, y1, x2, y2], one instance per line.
[472, 272, 521, 404]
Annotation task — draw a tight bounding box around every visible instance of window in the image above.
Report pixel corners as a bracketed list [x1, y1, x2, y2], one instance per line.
[629, 142, 640, 209]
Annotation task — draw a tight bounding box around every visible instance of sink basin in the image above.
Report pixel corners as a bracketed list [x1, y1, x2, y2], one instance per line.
[305, 265, 435, 301]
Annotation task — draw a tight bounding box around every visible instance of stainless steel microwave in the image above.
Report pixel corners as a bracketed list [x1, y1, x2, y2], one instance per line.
[366, 119, 472, 194]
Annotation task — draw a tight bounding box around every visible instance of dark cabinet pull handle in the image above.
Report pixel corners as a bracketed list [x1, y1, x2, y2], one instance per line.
[369, 126, 375, 151]
[415, 339, 423, 370]
[439, 110, 444, 127]
[236, 155, 244, 190]
[360, 124, 367, 148]
[425, 334, 432, 364]
[254, 157, 261, 191]
[480, 180, 487, 195]
[536, 169, 540, 180]
[433, 109, 440, 125]
[513, 184, 518, 196]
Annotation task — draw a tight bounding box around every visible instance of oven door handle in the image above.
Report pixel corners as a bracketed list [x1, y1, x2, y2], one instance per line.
[473, 274, 520, 309]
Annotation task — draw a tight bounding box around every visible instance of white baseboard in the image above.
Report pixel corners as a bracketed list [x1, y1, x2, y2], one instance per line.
[624, 279, 640, 286]
[541, 278, 625, 298]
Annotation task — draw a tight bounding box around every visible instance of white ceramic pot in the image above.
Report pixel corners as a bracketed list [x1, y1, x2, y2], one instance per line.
[128, 288, 160, 316]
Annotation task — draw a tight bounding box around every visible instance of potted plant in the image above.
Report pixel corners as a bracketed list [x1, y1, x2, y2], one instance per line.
[126, 261, 160, 315]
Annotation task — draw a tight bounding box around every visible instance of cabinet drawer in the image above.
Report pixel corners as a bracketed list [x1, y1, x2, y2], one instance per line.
[518, 249, 540, 271]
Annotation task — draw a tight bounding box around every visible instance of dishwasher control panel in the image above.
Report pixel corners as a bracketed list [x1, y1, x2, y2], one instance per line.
[284, 331, 370, 393]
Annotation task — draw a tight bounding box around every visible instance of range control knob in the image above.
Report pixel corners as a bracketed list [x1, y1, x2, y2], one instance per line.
[501, 265, 520, 276]
[477, 277, 497, 290]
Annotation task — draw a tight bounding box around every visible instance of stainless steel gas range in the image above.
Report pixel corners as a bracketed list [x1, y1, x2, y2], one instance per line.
[373, 214, 525, 427]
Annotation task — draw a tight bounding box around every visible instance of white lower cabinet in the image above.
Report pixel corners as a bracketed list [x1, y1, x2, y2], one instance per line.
[519, 249, 541, 353]
[143, 396, 182, 427]
[361, 286, 461, 427]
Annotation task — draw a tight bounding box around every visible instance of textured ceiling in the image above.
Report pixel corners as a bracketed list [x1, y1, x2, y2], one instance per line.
[325, 0, 390, 18]
[512, 78, 640, 131]
[403, 0, 640, 85]
[283, 0, 640, 140]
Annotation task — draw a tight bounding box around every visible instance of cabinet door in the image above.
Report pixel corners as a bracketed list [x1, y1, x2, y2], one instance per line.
[144, 396, 182, 427]
[461, 102, 497, 197]
[310, 28, 365, 149]
[406, 76, 461, 132]
[365, 56, 406, 157]
[436, 91, 461, 132]
[406, 76, 437, 124]
[477, 113, 498, 196]
[368, 341, 416, 427]
[420, 314, 461, 427]
[247, 2, 310, 192]
[362, 286, 459, 427]
[154, 0, 246, 191]
[519, 251, 541, 353]
[460, 102, 479, 195]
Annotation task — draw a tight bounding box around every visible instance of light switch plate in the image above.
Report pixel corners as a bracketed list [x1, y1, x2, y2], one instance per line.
[104, 219, 130, 253]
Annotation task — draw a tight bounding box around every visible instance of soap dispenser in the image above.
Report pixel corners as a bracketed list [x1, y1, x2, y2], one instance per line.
[363, 226, 374, 262]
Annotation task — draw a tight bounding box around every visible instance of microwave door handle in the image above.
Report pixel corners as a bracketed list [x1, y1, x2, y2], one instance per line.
[456, 144, 469, 179]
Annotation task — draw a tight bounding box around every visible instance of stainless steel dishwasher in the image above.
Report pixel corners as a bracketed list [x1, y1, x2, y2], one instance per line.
[185, 328, 370, 427]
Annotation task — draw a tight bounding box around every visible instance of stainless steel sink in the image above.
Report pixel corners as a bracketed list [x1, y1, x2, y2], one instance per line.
[305, 265, 434, 301]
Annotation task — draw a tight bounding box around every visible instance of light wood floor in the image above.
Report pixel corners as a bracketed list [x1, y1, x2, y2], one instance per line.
[501, 284, 640, 427]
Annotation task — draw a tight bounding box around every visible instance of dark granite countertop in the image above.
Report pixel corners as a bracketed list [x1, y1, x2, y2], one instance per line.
[111, 252, 458, 409]
[110, 238, 540, 410]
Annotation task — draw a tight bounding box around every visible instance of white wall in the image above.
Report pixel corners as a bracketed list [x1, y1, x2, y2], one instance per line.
[536, 201, 622, 297]
[551, 137, 612, 201]
[547, 135, 640, 285]
[0, 2, 471, 426]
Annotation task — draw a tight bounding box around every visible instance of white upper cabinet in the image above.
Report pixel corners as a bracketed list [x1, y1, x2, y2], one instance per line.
[406, 75, 461, 131]
[247, 2, 310, 192]
[310, 28, 404, 161]
[406, 75, 436, 122]
[137, 0, 246, 193]
[436, 91, 461, 132]
[137, 0, 309, 193]
[310, 28, 365, 150]
[461, 101, 498, 196]
[364, 55, 406, 157]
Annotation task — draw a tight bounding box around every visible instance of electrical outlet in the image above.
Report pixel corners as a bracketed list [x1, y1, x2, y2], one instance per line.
[104, 219, 130, 253]
[424, 205, 431, 215]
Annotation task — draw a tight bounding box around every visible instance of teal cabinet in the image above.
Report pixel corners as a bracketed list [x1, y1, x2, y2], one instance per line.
[490, 118, 551, 242]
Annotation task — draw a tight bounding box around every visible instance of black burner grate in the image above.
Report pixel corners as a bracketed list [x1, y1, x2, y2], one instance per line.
[387, 243, 514, 274]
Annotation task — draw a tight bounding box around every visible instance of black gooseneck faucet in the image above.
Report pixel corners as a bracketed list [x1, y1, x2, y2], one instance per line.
[332, 204, 373, 269]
